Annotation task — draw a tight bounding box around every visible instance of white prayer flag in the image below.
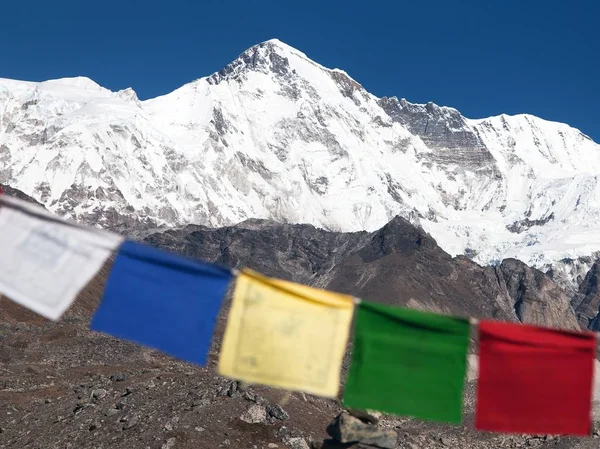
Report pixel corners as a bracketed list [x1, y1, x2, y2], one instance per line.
[0, 196, 124, 320]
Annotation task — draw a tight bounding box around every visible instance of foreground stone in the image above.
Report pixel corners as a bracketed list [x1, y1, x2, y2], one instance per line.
[240, 404, 268, 424]
[287, 437, 310, 449]
[346, 409, 382, 425]
[326, 413, 396, 449]
[269, 404, 290, 421]
[311, 440, 381, 449]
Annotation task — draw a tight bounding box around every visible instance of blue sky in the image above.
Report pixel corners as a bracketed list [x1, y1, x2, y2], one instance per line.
[1, 0, 598, 140]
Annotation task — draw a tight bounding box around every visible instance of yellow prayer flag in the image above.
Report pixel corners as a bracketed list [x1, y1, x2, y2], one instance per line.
[218, 268, 354, 398]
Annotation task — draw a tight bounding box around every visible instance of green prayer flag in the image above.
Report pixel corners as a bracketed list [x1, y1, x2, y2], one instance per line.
[343, 301, 471, 424]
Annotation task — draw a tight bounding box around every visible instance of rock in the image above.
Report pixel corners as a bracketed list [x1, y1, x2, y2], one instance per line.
[268, 444, 279, 448]
[243, 391, 257, 402]
[121, 415, 139, 430]
[91, 389, 108, 400]
[498, 259, 580, 329]
[326, 413, 396, 449]
[106, 407, 120, 417]
[268, 404, 290, 421]
[162, 437, 177, 449]
[345, 409, 381, 425]
[110, 374, 126, 382]
[195, 426, 205, 432]
[240, 404, 267, 424]
[164, 422, 173, 431]
[121, 387, 133, 397]
[227, 381, 238, 397]
[287, 437, 310, 449]
[312, 440, 380, 449]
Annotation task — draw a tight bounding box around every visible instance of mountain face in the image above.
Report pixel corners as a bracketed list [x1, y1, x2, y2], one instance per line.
[168, 220, 582, 330]
[1, 39, 600, 286]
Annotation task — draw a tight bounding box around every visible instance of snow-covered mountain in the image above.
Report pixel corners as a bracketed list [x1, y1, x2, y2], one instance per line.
[1, 39, 599, 284]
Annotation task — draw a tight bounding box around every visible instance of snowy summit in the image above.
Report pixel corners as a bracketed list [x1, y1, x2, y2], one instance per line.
[1, 39, 599, 286]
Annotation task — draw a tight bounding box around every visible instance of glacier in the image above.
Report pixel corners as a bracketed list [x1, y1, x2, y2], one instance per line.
[1, 39, 600, 286]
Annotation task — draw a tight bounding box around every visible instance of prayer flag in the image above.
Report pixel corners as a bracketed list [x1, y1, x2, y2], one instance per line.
[0, 195, 123, 320]
[476, 320, 596, 435]
[343, 301, 471, 424]
[91, 240, 232, 366]
[218, 269, 354, 397]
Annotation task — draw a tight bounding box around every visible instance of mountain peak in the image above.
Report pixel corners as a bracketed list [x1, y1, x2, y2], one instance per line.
[254, 38, 297, 52]
[206, 38, 311, 85]
[358, 216, 438, 263]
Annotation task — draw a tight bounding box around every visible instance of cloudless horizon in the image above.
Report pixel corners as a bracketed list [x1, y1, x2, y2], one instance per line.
[1, 0, 598, 140]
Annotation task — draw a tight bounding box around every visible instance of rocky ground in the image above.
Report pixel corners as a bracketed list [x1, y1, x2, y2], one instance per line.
[0, 305, 338, 449]
[3, 308, 600, 449]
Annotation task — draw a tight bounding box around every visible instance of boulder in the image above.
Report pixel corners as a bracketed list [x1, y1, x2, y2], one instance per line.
[268, 404, 290, 421]
[326, 413, 396, 449]
[240, 404, 267, 424]
[287, 437, 310, 449]
[311, 440, 380, 449]
[345, 409, 382, 425]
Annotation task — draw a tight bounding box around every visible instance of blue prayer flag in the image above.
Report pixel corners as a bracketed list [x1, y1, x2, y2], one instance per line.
[90, 240, 232, 366]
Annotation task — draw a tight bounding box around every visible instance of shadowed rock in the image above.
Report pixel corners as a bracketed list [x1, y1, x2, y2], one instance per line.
[498, 258, 580, 329]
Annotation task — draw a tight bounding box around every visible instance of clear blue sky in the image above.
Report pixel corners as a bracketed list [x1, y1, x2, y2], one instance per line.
[1, 0, 598, 141]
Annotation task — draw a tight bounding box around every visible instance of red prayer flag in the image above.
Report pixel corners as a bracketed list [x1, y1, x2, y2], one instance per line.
[476, 320, 596, 436]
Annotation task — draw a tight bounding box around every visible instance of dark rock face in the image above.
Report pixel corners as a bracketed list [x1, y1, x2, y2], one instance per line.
[141, 215, 580, 330]
[573, 261, 600, 330]
[378, 97, 482, 151]
[330, 71, 366, 105]
[507, 213, 555, 234]
[497, 259, 580, 330]
[207, 40, 293, 85]
[140, 219, 370, 284]
[0, 183, 44, 206]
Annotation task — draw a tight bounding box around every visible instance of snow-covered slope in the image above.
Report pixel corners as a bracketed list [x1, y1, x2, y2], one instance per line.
[1, 39, 599, 283]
